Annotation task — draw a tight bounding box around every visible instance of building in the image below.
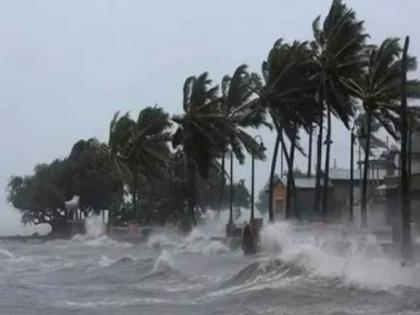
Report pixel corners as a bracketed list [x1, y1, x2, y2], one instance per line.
[384, 127, 420, 229]
[272, 176, 333, 220]
[329, 169, 361, 218]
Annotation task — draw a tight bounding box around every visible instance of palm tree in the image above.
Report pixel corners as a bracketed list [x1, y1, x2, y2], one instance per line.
[342, 38, 420, 227]
[219, 65, 267, 224]
[172, 72, 232, 227]
[252, 39, 319, 221]
[311, 0, 367, 216]
[109, 106, 171, 217]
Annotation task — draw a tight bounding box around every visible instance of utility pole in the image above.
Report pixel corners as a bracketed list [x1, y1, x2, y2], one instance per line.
[400, 36, 413, 264]
[250, 135, 264, 222]
[229, 151, 234, 225]
[350, 130, 355, 222]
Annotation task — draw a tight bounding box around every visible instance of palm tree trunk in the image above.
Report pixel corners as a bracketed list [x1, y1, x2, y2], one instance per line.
[361, 107, 372, 228]
[307, 124, 313, 177]
[219, 152, 226, 212]
[268, 134, 281, 222]
[400, 36, 413, 263]
[187, 160, 197, 226]
[349, 130, 355, 222]
[314, 111, 324, 214]
[107, 207, 112, 236]
[408, 122, 412, 185]
[322, 107, 332, 216]
[228, 151, 234, 225]
[286, 138, 296, 219]
[280, 140, 284, 175]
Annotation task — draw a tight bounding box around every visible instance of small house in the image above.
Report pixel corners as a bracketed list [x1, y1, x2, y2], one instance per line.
[272, 176, 334, 220]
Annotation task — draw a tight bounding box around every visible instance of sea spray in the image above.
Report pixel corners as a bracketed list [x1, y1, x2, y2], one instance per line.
[153, 249, 174, 271]
[0, 247, 15, 259]
[97, 255, 136, 268]
[260, 221, 420, 289]
[4, 217, 420, 314]
[84, 215, 106, 238]
[98, 255, 115, 267]
[175, 228, 230, 255]
[147, 232, 179, 249]
[70, 215, 131, 247]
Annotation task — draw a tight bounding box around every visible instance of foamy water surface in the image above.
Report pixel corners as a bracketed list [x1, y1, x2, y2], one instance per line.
[1, 214, 420, 315]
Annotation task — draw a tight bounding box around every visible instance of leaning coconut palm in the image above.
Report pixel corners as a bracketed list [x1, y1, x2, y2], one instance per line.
[109, 107, 172, 217]
[172, 72, 233, 228]
[311, 0, 368, 215]
[219, 64, 268, 224]
[252, 39, 319, 221]
[342, 38, 420, 227]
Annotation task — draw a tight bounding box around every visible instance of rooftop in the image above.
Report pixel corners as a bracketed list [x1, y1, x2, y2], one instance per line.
[329, 169, 361, 181]
[278, 176, 332, 189]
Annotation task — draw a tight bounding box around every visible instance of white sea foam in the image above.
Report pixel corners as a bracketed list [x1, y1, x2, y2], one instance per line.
[200, 241, 230, 255]
[70, 215, 131, 247]
[85, 215, 106, 238]
[98, 255, 115, 267]
[97, 254, 136, 268]
[260, 221, 420, 289]
[173, 227, 231, 255]
[153, 249, 174, 271]
[147, 233, 178, 249]
[64, 297, 177, 308]
[0, 248, 15, 258]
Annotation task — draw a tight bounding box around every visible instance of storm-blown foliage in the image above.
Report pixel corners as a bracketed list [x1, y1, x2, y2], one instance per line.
[109, 106, 172, 215]
[342, 38, 420, 226]
[6, 0, 420, 239]
[7, 139, 124, 232]
[172, 72, 230, 226]
[252, 39, 319, 220]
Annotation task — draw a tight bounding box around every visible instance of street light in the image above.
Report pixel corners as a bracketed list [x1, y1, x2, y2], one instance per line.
[251, 135, 265, 222]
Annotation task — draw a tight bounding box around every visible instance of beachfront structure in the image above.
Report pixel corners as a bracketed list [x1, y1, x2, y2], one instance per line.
[383, 128, 420, 235]
[272, 177, 333, 220]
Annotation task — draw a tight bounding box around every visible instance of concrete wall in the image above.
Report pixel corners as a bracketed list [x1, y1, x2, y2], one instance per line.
[295, 189, 316, 219]
[412, 130, 420, 154]
[412, 159, 420, 173]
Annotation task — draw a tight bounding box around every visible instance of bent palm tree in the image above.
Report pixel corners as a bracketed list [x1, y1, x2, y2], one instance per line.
[219, 65, 268, 224]
[342, 37, 420, 227]
[172, 72, 232, 227]
[311, 0, 367, 215]
[252, 39, 319, 221]
[109, 107, 171, 217]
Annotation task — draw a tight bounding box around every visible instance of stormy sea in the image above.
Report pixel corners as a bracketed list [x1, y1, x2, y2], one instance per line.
[1, 214, 420, 315]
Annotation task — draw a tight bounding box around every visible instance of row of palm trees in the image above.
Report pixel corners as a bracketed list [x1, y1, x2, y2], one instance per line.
[107, 0, 420, 233]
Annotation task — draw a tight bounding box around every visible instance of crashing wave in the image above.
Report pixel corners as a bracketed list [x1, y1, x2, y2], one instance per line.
[259, 222, 420, 289]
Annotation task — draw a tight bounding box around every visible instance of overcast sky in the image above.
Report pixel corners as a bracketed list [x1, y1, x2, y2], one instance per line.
[1, 0, 419, 234]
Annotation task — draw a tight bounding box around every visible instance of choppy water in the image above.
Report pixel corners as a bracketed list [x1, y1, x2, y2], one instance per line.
[1, 217, 420, 315]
